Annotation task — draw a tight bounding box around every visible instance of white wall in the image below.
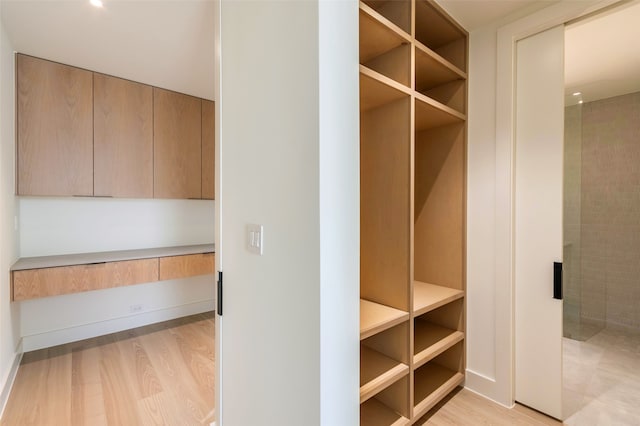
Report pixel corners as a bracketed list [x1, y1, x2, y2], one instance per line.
[18, 198, 215, 351]
[0, 8, 20, 414]
[216, 0, 359, 424]
[465, 23, 500, 399]
[19, 198, 214, 256]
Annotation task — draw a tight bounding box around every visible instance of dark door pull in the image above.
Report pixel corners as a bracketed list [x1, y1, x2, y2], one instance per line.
[553, 262, 563, 300]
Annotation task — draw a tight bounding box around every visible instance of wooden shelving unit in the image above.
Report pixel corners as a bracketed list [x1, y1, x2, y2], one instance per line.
[360, 0, 467, 424]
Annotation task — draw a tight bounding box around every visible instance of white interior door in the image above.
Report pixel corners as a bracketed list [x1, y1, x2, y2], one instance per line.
[515, 25, 564, 420]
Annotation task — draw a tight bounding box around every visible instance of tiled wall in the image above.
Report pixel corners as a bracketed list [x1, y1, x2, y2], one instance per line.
[564, 104, 583, 329]
[567, 91, 640, 330]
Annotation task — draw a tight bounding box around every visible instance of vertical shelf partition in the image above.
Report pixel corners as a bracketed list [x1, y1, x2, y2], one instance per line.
[359, 0, 467, 424]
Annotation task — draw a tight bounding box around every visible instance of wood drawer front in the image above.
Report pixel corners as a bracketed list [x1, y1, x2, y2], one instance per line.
[12, 258, 159, 301]
[159, 253, 215, 281]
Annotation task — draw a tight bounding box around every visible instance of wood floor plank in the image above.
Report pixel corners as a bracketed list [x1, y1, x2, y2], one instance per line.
[99, 335, 142, 425]
[71, 344, 107, 425]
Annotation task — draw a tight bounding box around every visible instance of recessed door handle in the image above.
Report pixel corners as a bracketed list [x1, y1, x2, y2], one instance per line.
[553, 262, 563, 300]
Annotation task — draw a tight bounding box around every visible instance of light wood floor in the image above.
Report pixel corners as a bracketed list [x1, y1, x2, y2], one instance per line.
[2, 312, 561, 425]
[1, 312, 215, 426]
[419, 387, 561, 425]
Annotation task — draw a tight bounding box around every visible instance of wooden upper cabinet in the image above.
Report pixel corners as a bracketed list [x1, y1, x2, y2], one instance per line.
[153, 88, 202, 199]
[17, 54, 93, 196]
[201, 100, 215, 200]
[94, 74, 153, 198]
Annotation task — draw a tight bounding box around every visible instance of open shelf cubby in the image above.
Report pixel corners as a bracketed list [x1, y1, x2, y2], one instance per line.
[413, 342, 465, 420]
[415, 0, 467, 71]
[415, 93, 465, 132]
[362, 0, 411, 35]
[415, 43, 466, 114]
[359, 2, 411, 87]
[414, 299, 464, 368]
[360, 376, 410, 426]
[360, 321, 410, 403]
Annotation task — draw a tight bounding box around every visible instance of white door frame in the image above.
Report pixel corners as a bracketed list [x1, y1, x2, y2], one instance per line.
[493, 0, 620, 406]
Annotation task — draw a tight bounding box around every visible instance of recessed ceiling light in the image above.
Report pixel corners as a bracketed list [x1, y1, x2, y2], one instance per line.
[578, 100, 584, 104]
[90, 0, 103, 8]
[572, 92, 582, 96]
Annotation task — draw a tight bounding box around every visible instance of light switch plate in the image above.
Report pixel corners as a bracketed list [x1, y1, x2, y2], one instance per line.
[247, 224, 264, 255]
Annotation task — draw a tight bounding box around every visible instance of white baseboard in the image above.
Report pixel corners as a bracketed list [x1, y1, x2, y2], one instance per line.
[465, 369, 514, 409]
[22, 299, 215, 352]
[0, 344, 23, 419]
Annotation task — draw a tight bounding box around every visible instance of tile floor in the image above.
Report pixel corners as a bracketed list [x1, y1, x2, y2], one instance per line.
[563, 326, 640, 425]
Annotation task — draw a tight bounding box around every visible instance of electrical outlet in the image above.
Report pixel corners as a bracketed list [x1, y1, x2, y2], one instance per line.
[130, 304, 143, 313]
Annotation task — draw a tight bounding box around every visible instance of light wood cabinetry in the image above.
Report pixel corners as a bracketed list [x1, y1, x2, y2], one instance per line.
[16, 54, 215, 200]
[359, 1, 467, 423]
[201, 100, 215, 200]
[10, 245, 215, 301]
[94, 73, 153, 198]
[17, 54, 93, 196]
[12, 259, 158, 300]
[153, 88, 202, 199]
[159, 253, 215, 281]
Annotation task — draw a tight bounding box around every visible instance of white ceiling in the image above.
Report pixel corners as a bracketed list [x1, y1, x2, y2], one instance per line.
[438, 0, 557, 31]
[565, 1, 640, 106]
[1, 0, 215, 100]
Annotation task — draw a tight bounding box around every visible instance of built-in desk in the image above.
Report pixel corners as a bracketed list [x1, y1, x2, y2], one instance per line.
[11, 244, 215, 301]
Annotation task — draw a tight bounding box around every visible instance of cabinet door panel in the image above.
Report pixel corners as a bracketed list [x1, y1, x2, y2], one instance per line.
[94, 73, 153, 198]
[17, 54, 93, 196]
[159, 253, 215, 281]
[202, 100, 215, 200]
[12, 258, 159, 300]
[154, 88, 202, 199]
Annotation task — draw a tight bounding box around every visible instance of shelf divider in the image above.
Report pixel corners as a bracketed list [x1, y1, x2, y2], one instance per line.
[413, 281, 464, 317]
[361, 298, 409, 340]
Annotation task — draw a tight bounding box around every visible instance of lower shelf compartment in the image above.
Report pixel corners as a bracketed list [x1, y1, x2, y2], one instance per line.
[361, 345, 409, 403]
[413, 321, 464, 369]
[361, 397, 409, 426]
[413, 363, 464, 419]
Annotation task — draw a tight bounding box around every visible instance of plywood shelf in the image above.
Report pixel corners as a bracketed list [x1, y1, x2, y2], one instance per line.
[413, 281, 464, 316]
[361, 299, 409, 340]
[359, 2, 411, 64]
[360, 345, 409, 403]
[360, 397, 409, 426]
[413, 363, 464, 419]
[415, 41, 466, 91]
[360, 65, 411, 112]
[413, 321, 464, 369]
[415, 93, 465, 132]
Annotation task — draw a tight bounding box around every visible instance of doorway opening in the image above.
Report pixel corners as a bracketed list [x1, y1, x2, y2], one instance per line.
[562, 2, 640, 423]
